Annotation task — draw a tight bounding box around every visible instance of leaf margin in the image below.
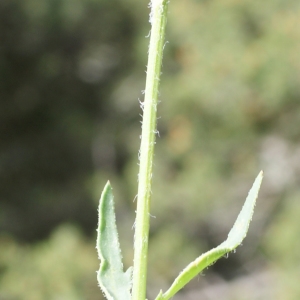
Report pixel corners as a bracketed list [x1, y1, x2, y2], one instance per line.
[155, 171, 263, 300]
[96, 181, 132, 300]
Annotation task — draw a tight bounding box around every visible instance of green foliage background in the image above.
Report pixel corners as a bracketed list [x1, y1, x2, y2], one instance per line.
[1, 0, 300, 299]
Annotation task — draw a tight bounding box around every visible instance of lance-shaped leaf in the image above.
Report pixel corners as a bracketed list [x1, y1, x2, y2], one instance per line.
[96, 181, 132, 300]
[155, 171, 263, 300]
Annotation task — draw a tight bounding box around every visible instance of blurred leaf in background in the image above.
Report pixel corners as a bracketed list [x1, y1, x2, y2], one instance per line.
[0, 225, 101, 299]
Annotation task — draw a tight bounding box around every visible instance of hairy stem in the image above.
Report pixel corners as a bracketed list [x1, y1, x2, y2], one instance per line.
[131, 1, 169, 300]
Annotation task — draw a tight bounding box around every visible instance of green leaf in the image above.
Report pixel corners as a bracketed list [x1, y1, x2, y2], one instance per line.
[96, 181, 132, 300]
[155, 171, 263, 300]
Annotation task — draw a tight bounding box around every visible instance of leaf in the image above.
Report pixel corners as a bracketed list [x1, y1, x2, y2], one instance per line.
[155, 171, 263, 300]
[96, 181, 132, 300]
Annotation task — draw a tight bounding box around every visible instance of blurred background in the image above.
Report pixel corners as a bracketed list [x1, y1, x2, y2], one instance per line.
[1, 0, 300, 299]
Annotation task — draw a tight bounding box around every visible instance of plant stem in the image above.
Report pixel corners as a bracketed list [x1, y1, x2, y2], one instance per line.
[131, 1, 169, 300]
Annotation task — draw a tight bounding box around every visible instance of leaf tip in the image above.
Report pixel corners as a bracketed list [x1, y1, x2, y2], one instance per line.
[255, 170, 264, 191]
[105, 180, 112, 189]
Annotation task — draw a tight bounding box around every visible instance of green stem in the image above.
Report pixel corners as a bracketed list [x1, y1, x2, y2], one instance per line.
[131, 1, 169, 300]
